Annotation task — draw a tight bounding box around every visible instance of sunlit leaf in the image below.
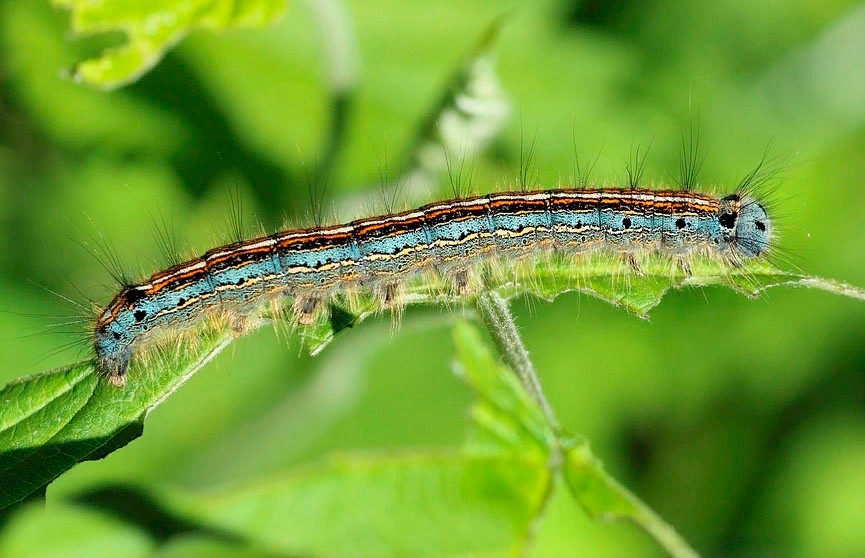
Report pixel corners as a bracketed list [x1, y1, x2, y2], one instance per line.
[165, 452, 547, 558]
[54, 0, 288, 89]
[0, 328, 231, 510]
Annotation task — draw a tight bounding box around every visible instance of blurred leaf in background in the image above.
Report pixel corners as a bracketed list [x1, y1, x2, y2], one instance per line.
[1, 0, 864, 557]
[55, 0, 288, 90]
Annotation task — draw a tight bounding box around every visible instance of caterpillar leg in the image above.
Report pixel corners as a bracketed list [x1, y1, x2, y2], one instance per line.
[228, 311, 260, 337]
[292, 295, 324, 325]
[379, 281, 401, 308]
[625, 253, 645, 276]
[452, 269, 471, 296]
[674, 255, 693, 277]
[377, 281, 405, 330]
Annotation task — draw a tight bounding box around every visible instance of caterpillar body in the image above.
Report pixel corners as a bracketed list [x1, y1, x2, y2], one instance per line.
[94, 187, 772, 386]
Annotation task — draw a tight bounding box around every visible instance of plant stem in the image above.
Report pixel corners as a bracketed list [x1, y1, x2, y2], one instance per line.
[475, 290, 561, 554]
[476, 291, 559, 430]
[475, 291, 701, 558]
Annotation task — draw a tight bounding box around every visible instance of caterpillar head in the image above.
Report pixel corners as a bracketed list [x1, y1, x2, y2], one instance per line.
[718, 194, 772, 258]
[93, 287, 142, 386]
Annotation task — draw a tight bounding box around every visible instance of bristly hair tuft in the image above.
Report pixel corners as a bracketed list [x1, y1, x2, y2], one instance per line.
[625, 140, 652, 189]
[572, 121, 602, 189]
[516, 120, 539, 192]
[677, 119, 703, 192]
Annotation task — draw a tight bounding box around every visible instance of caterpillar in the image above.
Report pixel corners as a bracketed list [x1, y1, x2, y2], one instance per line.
[94, 186, 772, 386]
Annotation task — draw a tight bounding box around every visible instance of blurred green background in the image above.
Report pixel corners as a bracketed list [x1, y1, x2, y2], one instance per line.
[1, 0, 864, 556]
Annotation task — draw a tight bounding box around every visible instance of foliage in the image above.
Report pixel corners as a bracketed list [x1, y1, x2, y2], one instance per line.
[54, 0, 287, 89]
[1, 1, 864, 557]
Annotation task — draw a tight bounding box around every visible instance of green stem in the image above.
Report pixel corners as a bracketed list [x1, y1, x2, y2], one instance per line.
[475, 290, 561, 553]
[475, 291, 701, 558]
[476, 291, 558, 429]
[783, 276, 865, 301]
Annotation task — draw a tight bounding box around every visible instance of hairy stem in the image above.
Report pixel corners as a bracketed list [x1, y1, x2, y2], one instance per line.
[475, 291, 701, 558]
[476, 290, 561, 553]
[476, 291, 558, 429]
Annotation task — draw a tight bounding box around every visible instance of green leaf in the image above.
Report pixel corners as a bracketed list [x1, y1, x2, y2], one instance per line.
[0, 328, 232, 510]
[305, 258, 865, 354]
[0, 501, 153, 557]
[561, 435, 698, 558]
[4, 316, 700, 557]
[0, 318, 555, 557]
[454, 321, 700, 557]
[63, 320, 553, 558]
[152, 536, 279, 558]
[164, 452, 548, 558]
[452, 320, 553, 458]
[54, 0, 288, 89]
